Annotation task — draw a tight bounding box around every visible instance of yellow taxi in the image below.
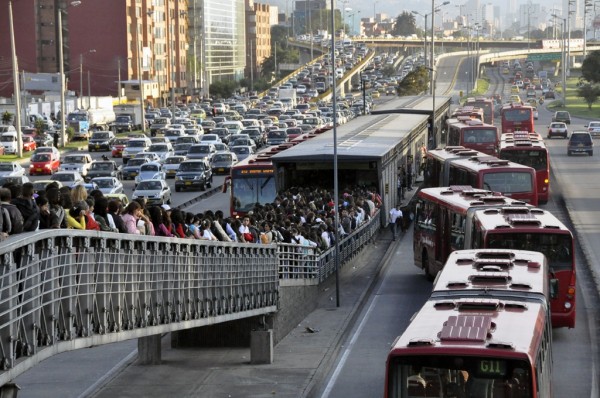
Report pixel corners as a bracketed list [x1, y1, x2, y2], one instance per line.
[371, 91, 381, 99]
[510, 85, 520, 94]
[509, 94, 522, 104]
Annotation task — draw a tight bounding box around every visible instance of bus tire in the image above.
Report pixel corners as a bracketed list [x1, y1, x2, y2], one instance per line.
[423, 251, 434, 281]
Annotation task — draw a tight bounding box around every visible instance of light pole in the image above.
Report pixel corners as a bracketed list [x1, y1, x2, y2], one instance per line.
[80, 49, 96, 109]
[8, 1, 23, 157]
[552, 14, 567, 103]
[411, 11, 428, 67]
[430, 1, 450, 95]
[584, 0, 593, 58]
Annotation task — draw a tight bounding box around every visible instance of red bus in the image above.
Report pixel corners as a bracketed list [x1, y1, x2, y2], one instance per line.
[500, 103, 534, 134]
[451, 105, 484, 122]
[447, 117, 499, 155]
[384, 296, 552, 397]
[424, 147, 538, 205]
[431, 249, 552, 303]
[414, 186, 529, 279]
[499, 131, 550, 204]
[228, 153, 278, 217]
[466, 206, 576, 328]
[465, 96, 495, 125]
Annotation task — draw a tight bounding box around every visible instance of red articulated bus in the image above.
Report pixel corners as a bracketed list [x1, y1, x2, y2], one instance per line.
[385, 284, 553, 397]
[499, 131, 550, 204]
[424, 147, 538, 205]
[447, 117, 499, 155]
[465, 96, 495, 125]
[451, 105, 485, 122]
[466, 206, 576, 328]
[413, 186, 530, 279]
[500, 103, 534, 134]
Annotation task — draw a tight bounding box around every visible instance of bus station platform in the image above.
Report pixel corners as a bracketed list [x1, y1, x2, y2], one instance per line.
[14, 186, 422, 398]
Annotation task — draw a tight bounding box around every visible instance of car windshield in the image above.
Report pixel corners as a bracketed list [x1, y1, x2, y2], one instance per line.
[114, 138, 129, 145]
[140, 165, 159, 172]
[92, 132, 109, 140]
[52, 174, 75, 182]
[137, 181, 162, 190]
[126, 159, 146, 167]
[179, 162, 205, 171]
[201, 135, 218, 141]
[128, 141, 146, 147]
[189, 146, 210, 154]
[233, 147, 249, 154]
[164, 157, 183, 164]
[213, 154, 232, 162]
[63, 156, 86, 163]
[149, 144, 168, 152]
[0, 164, 13, 171]
[91, 162, 112, 170]
[32, 154, 51, 162]
[94, 179, 113, 188]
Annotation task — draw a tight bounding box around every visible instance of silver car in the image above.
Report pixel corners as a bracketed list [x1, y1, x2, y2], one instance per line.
[134, 162, 166, 187]
[0, 162, 25, 177]
[91, 177, 124, 195]
[131, 179, 171, 205]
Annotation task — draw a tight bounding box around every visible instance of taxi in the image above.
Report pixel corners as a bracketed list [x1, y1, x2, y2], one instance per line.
[111, 137, 129, 158]
[510, 85, 520, 94]
[509, 94, 522, 104]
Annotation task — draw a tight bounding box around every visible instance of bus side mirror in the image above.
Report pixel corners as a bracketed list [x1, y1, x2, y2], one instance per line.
[222, 176, 231, 193]
[549, 278, 559, 300]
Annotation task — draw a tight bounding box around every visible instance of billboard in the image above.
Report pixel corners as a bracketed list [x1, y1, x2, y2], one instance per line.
[22, 73, 63, 92]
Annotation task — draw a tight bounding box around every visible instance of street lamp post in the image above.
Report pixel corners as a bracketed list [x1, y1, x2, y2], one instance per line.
[430, 1, 450, 95]
[552, 14, 567, 103]
[411, 11, 428, 69]
[8, 1, 23, 158]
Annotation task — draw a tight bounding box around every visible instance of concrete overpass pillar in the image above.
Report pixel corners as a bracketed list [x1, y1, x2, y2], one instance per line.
[138, 334, 162, 365]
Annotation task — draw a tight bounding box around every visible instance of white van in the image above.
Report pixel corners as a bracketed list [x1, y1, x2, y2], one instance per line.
[221, 121, 244, 134]
[0, 131, 18, 154]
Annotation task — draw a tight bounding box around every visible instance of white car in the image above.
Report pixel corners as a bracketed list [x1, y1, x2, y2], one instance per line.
[533, 107, 539, 120]
[50, 171, 85, 188]
[147, 142, 174, 162]
[0, 162, 25, 177]
[200, 134, 222, 146]
[91, 177, 124, 195]
[59, 153, 93, 177]
[132, 179, 171, 206]
[134, 162, 166, 187]
[585, 121, 600, 138]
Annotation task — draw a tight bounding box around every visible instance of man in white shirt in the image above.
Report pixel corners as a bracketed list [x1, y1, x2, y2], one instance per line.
[389, 204, 403, 241]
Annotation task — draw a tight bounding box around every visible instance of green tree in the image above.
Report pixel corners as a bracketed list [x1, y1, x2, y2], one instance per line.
[209, 80, 238, 99]
[581, 50, 600, 84]
[382, 65, 396, 78]
[34, 119, 45, 137]
[261, 44, 300, 79]
[393, 11, 417, 37]
[577, 83, 600, 109]
[397, 66, 429, 96]
[1, 111, 13, 125]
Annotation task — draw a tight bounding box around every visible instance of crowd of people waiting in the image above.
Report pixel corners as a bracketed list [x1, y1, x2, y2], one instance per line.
[0, 181, 382, 253]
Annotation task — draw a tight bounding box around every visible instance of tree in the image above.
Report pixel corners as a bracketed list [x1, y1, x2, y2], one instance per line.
[261, 44, 300, 79]
[1, 111, 13, 125]
[393, 12, 417, 37]
[397, 66, 429, 96]
[209, 80, 238, 99]
[581, 50, 600, 84]
[577, 83, 600, 109]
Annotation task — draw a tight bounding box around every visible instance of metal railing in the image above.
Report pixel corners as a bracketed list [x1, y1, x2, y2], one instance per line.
[0, 231, 279, 386]
[0, 210, 381, 385]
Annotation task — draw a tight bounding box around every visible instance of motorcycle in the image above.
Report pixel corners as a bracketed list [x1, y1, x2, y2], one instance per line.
[539, 97, 545, 105]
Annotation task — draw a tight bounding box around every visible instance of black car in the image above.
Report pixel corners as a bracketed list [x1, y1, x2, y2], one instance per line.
[552, 111, 571, 124]
[567, 131, 593, 156]
[86, 160, 123, 181]
[175, 159, 213, 191]
[33, 132, 54, 147]
[88, 131, 116, 152]
[544, 90, 556, 99]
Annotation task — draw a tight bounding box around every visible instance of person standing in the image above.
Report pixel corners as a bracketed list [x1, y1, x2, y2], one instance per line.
[406, 162, 413, 191]
[389, 204, 403, 241]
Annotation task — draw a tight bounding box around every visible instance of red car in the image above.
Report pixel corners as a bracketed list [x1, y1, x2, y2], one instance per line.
[22, 135, 37, 152]
[29, 151, 60, 175]
[111, 137, 129, 158]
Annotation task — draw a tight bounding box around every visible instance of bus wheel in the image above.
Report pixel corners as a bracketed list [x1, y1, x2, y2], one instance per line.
[423, 252, 435, 281]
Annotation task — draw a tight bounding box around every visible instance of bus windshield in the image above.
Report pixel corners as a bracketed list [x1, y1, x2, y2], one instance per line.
[388, 357, 532, 398]
[486, 232, 573, 270]
[482, 172, 533, 193]
[503, 109, 531, 122]
[499, 150, 548, 171]
[231, 175, 277, 214]
[464, 129, 497, 143]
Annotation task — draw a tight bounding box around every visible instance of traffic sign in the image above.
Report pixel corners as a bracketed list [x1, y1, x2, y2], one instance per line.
[527, 53, 561, 61]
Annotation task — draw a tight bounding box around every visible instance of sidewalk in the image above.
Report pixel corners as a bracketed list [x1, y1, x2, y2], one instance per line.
[14, 188, 420, 398]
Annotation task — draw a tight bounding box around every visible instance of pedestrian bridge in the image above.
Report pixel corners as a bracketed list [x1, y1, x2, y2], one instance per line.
[0, 214, 380, 386]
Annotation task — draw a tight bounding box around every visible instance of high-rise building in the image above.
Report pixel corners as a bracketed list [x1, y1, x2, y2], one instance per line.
[0, 0, 188, 105]
[246, 0, 273, 85]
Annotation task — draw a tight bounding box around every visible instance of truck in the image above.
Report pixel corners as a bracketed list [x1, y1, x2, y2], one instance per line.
[278, 88, 297, 109]
[67, 108, 116, 140]
[113, 104, 146, 131]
